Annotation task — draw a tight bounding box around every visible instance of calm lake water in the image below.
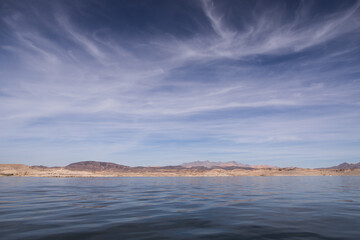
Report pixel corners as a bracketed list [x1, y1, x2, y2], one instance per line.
[1, 177, 360, 240]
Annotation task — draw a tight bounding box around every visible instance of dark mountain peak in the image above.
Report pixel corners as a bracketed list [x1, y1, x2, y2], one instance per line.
[65, 161, 130, 172]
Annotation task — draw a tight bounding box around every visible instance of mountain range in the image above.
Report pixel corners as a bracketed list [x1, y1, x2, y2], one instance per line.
[1, 160, 360, 177]
[63, 160, 279, 171]
[62, 160, 359, 171]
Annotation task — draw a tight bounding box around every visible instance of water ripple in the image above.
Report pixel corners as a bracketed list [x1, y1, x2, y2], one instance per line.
[1, 176, 360, 240]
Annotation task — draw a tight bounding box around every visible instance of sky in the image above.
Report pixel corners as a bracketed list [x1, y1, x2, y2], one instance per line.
[0, 0, 360, 168]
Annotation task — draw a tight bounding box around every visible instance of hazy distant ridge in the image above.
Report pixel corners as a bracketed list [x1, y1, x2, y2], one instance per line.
[181, 160, 250, 168]
[327, 162, 360, 170]
[181, 160, 277, 169]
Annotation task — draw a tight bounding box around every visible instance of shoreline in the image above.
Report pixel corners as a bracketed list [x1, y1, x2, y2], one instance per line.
[1, 165, 359, 178]
[2, 175, 360, 178]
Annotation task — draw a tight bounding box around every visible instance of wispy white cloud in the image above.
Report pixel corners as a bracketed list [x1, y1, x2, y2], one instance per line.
[0, 0, 360, 166]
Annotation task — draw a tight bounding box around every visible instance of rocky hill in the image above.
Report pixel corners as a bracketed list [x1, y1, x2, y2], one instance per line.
[327, 162, 360, 170]
[65, 161, 130, 172]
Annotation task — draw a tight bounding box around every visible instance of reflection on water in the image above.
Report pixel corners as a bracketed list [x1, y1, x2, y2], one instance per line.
[1, 177, 360, 240]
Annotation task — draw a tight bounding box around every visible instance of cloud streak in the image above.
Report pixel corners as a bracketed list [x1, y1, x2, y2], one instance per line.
[0, 0, 360, 167]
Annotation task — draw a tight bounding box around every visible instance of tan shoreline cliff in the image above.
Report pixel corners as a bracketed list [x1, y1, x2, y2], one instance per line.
[1, 161, 360, 177]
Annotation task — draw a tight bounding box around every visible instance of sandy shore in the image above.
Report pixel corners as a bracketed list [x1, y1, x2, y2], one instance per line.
[1, 164, 359, 177]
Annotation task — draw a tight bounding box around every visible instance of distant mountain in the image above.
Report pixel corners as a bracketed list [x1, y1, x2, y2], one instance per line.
[327, 162, 360, 170]
[181, 161, 278, 169]
[251, 165, 279, 169]
[181, 161, 251, 169]
[65, 161, 130, 172]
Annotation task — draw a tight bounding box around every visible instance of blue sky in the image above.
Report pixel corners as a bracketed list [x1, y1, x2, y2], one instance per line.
[1, 0, 360, 167]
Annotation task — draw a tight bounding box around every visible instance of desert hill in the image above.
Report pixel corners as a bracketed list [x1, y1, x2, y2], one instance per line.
[65, 161, 130, 171]
[327, 162, 360, 170]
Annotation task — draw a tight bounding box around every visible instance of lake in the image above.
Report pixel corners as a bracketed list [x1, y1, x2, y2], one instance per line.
[1, 177, 360, 240]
